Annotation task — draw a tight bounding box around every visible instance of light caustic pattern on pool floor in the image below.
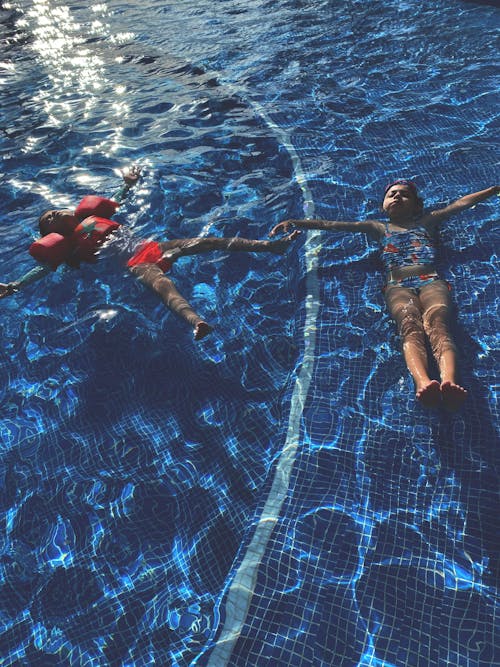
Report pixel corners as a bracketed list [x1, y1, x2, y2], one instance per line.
[0, 1, 498, 665]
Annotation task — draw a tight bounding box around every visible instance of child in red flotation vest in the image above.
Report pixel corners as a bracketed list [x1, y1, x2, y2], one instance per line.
[0, 166, 299, 340]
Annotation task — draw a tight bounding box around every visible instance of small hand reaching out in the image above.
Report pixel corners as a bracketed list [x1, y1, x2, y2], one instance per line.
[121, 164, 142, 186]
[0, 283, 18, 299]
[269, 220, 300, 237]
[267, 229, 301, 253]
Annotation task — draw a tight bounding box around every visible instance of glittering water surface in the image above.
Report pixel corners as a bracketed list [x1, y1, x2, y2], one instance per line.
[1, 1, 499, 665]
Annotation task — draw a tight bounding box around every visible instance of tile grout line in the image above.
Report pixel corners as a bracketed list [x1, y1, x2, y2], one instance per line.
[206, 100, 321, 666]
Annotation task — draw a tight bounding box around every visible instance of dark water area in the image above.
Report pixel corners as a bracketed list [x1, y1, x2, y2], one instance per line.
[0, 1, 498, 665]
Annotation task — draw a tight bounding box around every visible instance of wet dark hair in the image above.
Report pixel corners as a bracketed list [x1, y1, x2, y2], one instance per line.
[383, 179, 423, 215]
[38, 210, 54, 236]
[384, 179, 419, 197]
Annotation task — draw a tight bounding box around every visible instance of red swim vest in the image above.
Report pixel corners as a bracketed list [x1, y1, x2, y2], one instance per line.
[29, 196, 121, 269]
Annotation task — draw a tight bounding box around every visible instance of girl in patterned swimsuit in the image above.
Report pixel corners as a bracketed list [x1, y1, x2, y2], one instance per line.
[271, 181, 499, 410]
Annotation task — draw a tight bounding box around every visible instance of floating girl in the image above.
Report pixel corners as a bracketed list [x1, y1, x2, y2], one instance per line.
[270, 180, 499, 410]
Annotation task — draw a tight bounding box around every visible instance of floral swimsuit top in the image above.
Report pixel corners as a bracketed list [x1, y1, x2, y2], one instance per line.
[379, 222, 437, 274]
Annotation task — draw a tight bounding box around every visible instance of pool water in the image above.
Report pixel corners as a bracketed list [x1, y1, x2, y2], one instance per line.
[0, 1, 498, 665]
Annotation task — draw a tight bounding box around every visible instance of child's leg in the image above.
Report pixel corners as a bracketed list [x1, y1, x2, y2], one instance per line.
[129, 263, 212, 340]
[419, 280, 466, 409]
[158, 232, 300, 258]
[385, 286, 440, 407]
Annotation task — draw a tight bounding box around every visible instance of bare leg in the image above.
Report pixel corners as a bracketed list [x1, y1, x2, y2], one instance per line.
[419, 281, 467, 410]
[385, 286, 440, 408]
[158, 231, 300, 259]
[130, 263, 212, 340]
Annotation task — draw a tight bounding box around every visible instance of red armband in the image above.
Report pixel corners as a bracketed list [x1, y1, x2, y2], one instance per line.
[75, 195, 120, 222]
[29, 233, 74, 269]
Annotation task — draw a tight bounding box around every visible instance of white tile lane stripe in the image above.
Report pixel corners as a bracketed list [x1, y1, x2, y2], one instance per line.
[206, 106, 322, 666]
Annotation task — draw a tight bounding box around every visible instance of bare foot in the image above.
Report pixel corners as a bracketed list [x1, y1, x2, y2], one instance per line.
[441, 381, 467, 411]
[193, 321, 213, 341]
[416, 380, 441, 408]
[268, 230, 301, 253]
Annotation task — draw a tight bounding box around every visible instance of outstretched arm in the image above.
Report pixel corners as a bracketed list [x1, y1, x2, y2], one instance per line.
[270, 218, 383, 239]
[111, 164, 142, 203]
[429, 185, 499, 224]
[0, 264, 52, 299]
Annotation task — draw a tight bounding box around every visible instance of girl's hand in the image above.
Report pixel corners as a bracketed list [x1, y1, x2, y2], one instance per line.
[0, 282, 18, 299]
[121, 165, 142, 186]
[269, 220, 297, 237]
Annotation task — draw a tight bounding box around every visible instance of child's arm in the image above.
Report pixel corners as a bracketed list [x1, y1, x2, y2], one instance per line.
[110, 164, 142, 203]
[429, 186, 499, 223]
[0, 265, 52, 299]
[270, 218, 383, 239]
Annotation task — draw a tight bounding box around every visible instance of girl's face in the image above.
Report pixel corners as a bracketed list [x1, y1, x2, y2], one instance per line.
[382, 185, 419, 218]
[39, 209, 77, 235]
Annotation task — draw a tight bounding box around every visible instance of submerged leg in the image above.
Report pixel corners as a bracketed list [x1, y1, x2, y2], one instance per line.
[420, 281, 467, 410]
[385, 286, 440, 408]
[130, 263, 212, 340]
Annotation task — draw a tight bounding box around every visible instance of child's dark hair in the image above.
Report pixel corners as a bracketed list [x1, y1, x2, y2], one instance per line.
[38, 211, 53, 236]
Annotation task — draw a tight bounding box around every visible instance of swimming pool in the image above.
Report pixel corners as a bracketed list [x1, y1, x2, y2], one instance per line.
[1, 0, 498, 665]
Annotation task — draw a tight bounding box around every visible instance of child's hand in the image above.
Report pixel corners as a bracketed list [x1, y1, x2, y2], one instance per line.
[269, 220, 296, 237]
[121, 165, 142, 186]
[0, 282, 18, 299]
